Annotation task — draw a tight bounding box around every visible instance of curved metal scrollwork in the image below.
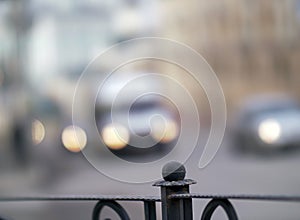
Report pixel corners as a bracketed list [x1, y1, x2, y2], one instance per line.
[201, 199, 238, 220]
[92, 200, 130, 220]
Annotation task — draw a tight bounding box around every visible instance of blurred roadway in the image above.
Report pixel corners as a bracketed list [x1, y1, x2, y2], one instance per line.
[1, 130, 300, 219]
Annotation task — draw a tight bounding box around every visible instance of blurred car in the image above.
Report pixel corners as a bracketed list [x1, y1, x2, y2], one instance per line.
[30, 79, 88, 156]
[95, 72, 180, 156]
[232, 94, 300, 154]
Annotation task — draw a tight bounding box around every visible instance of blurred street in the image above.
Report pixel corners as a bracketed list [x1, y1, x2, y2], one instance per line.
[1, 129, 300, 219]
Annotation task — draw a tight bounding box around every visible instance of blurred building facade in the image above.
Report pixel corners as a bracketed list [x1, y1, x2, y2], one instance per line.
[160, 0, 300, 109]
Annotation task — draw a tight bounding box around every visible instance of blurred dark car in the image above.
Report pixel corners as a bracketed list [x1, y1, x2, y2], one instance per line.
[232, 94, 300, 154]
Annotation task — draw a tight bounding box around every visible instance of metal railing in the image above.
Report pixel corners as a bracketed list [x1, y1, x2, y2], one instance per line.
[1, 161, 300, 220]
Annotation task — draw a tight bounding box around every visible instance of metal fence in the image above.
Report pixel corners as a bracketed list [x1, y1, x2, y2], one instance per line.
[1, 161, 300, 220]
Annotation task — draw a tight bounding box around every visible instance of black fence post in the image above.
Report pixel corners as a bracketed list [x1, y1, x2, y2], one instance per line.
[144, 201, 156, 220]
[154, 161, 196, 220]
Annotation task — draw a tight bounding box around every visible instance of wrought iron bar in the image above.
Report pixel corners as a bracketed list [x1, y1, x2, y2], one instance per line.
[169, 193, 300, 202]
[201, 199, 238, 220]
[153, 161, 196, 220]
[92, 200, 130, 220]
[144, 201, 157, 220]
[0, 195, 160, 202]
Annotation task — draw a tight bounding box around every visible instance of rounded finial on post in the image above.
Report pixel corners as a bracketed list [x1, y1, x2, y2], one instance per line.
[162, 161, 186, 181]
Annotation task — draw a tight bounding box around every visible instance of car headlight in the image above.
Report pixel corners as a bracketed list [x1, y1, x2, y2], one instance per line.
[152, 119, 179, 143]
[62, 126, 87, 152]
[32, 119, 46, 145]
[258, 119, 281, 144]
[101, 123, 129, 150]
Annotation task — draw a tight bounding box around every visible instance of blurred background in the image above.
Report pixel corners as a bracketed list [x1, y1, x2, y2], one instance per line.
[1, 0, 300, 219]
